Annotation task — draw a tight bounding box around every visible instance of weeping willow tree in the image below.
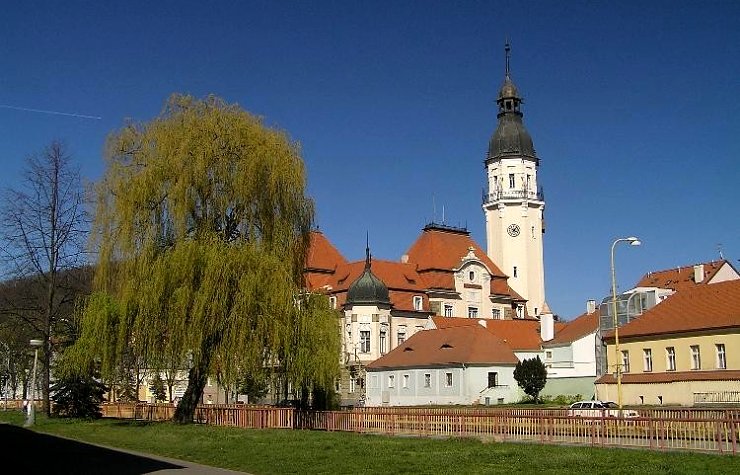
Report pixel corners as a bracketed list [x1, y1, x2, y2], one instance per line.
[66, 94, 340, 422]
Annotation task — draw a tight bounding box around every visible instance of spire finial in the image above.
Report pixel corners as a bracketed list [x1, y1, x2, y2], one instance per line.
[504, 39, 512, 78]
[365, 231, 371, 269]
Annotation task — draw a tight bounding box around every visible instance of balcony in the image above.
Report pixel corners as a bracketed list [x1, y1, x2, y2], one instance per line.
[482, 188, 544, 205]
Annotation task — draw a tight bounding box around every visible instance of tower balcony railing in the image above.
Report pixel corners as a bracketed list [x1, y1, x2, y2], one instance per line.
[482, 188, 544, 205]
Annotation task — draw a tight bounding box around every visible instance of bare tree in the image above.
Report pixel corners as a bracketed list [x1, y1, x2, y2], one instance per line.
[0, 140, 89, 416]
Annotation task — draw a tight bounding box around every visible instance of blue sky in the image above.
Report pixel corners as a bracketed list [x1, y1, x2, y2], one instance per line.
[1, 1, 739, 319]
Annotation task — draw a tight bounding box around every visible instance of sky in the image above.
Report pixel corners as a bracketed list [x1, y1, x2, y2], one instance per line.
[1, 1, 739, 320]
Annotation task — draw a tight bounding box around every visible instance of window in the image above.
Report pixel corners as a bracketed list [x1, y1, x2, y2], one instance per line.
[329, 296, 337, 309]
[469, 270, 475, 281]
[513, 266, 518, 278]
[643, 349, 653, 372]
[491, 308, 501, 319]
[424, 373, 431, 388]
[487, 372, 498, 388]
[445, 372, 453, 387]
[349, 377, 355, 393]
[666, 347, 676, 371]
[716, 344, 727, 369]
[621, 350, 630, 373]
[545, 350, 552, 360]
[508, 173, 515, 188]
[526, 174, 531, 189]
[467, 306, 478, 318]
[388, 375, 395, 388]
[691, 345, 701, 370]
[360, 330, 370, 353]
[397, 325, 406, 344]
[516, 305, 524, 319]
[444, 304, 453, 317]
[379, 327, 387, 355]
[413, 295, 423, 311]
[402, 374, 409, 389]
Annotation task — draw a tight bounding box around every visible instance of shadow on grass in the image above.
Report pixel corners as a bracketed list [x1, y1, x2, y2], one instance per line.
[1, 423, 182, 474]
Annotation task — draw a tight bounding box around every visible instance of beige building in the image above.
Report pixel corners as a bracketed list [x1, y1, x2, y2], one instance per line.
[596, 279, 740, 406]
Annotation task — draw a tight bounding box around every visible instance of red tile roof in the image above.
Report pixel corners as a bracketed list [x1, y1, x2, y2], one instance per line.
[405, 226, 507, 278]
[366, 325, 518, 370]
[544, 311, 599, 346]
[596, 370, 740, 384]
[432, 316, 556, 351]
[603, 279, 740, 340]
[304, 226, 523, 310]
[634, 260, 732, 292]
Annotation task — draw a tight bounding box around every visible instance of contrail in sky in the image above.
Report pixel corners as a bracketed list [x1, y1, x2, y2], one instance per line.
[0, 104, 102, 120]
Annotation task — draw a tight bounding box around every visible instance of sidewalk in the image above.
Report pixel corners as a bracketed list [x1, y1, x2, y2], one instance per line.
[1, 423, 248, 474]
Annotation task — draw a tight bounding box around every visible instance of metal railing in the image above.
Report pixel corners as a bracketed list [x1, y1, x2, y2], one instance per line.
[100, 403, 739, 455]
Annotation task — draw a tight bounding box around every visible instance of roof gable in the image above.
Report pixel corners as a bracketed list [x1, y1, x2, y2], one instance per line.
[635, 260, 737, 292]
[544, 311, 598, 346]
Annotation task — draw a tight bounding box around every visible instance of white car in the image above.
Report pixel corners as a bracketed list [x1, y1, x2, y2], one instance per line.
[567, 400, 639, 418]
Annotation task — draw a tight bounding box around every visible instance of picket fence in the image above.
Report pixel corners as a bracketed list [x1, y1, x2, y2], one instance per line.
[101, 403, 739, 455]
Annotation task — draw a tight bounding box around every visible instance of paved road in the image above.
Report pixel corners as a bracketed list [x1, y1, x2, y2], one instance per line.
[1, 423, 248, 474]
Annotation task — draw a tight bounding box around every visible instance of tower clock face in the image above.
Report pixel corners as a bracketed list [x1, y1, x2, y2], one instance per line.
[507, 224, 520, 237]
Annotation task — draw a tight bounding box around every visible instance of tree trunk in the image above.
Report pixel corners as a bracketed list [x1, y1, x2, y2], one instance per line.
[173, 334, 219, 423]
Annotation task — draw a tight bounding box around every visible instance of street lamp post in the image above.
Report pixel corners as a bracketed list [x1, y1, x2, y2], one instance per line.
[24, 339, 43, 427]
[610, 236, 641, 412]
[1, 341, 9, 411]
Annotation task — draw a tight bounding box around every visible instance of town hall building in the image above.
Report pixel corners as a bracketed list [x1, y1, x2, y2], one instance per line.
[303, 44, 551, 406]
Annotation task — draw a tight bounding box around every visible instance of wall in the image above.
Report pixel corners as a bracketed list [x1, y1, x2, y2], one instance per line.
[365, 364, 518, 406]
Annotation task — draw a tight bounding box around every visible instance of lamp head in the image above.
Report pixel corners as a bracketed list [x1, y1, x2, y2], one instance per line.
[627, 237, 641, 246]
[29, 339, 43, 348]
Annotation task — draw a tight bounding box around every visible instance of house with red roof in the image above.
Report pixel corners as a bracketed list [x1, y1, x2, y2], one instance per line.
[595, 279, 740, 406]
[365, 325, 521, 406]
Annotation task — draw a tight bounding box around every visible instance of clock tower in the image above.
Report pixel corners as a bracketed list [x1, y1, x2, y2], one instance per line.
[483, 42, 546, 317]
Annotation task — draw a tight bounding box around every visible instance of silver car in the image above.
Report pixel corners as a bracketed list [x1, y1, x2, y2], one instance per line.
[567, 400, 640, 418]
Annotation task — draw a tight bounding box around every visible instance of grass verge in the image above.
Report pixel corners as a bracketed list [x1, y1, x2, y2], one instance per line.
[1, 410, 737, 474]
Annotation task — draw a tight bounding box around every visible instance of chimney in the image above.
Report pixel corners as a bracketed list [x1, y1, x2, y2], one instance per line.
[586, 299, 597, 314]
[693, 264, 705, 283]
[540, 312, 554, 342]
[401, 254, 409, 263]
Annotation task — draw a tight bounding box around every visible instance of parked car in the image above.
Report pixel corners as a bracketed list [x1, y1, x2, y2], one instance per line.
[567, 400, 639, 418]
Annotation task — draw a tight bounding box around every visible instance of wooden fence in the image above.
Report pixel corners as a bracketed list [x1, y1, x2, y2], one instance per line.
[101, 403, 739, 455]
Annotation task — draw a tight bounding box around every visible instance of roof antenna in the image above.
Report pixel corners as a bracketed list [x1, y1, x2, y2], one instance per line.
[432, 193, 437, 223]
[442, 205, 446, 225]
[717, 243, 724, 260]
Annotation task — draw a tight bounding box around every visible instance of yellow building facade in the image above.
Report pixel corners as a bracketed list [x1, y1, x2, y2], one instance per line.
[596, 279, 740, 406]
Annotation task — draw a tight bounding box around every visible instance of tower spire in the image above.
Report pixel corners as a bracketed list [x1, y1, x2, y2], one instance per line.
[504, 39, 511, 78]
[365, 231, 371, 269]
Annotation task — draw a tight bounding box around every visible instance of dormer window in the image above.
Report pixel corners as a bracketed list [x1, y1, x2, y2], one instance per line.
[329, 296, 337, 309]
[413, 295, 423, 311]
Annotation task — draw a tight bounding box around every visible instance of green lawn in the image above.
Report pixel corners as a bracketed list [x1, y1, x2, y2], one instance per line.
[1, 410, 737, 474]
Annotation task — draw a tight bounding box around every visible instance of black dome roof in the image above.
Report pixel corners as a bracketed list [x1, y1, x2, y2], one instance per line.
[346, 250, 390, 306]
[488, 113, 537, 161]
